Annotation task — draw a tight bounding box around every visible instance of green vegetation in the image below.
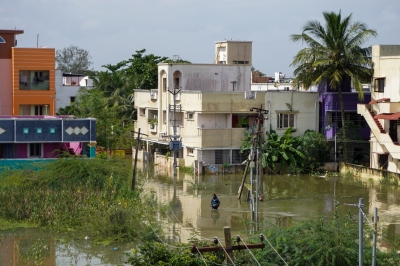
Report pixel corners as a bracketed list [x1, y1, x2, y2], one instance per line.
[242, 128, 331, 174]
[0, 157, 157, 243]
[263, 128, 304, 172]
[125, 215, 400, 265]
[178, 165, 193, 175]
[290, 11, 377, 162]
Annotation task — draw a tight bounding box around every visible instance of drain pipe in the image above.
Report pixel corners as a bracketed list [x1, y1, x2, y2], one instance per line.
[268, 100, 271, 133]
[314, 100, 317, 131]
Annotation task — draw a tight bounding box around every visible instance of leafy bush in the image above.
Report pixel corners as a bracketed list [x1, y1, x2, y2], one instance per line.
[0, 157, 155, 243]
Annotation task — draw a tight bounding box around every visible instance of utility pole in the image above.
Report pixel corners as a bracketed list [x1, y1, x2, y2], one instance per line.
[191, 227, 265, 265]
[359, 198, 364, 266]
[131, 129, 148, 191]
[237, 104, 268, 200]
[167, 86, 182, 178]
[372, 207, 378, 266]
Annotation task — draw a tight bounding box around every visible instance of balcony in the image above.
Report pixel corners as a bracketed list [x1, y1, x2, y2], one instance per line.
[19, 81, 49, 91]
[198, 128, 246, 148]
[19, 70, 50, 90]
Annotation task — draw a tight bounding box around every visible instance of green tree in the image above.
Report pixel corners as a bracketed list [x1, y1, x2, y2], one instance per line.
[296, 130, 331, 172]
[56, 45, 93, 74]
[125, 49, 168, 90]
[262, 128, 304, 172]
[290, 11, 376, 160]
[336, 121, 363, 162]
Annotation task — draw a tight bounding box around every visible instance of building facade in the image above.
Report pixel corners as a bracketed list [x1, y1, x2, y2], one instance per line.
[55, 69, 94, 111]
[0, 29, 96, 162]
[134, 41, 320, 168]
[358, 45, 400, 172]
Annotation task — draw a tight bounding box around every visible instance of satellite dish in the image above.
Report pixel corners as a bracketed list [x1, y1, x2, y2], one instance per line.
[274, 82, 280, 88]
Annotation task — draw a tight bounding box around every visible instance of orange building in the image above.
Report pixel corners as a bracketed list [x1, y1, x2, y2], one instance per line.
[0, 29, 56, 116]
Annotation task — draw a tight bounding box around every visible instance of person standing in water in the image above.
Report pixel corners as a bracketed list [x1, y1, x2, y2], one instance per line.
[211, 194, 220, 210]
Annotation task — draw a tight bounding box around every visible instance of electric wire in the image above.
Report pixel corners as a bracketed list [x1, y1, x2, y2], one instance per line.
[237, 235, 261, 266]
[145, 209, 187, 250]
[215, 237, 235, 266]
[193, 245, 208, 266]
[260, 234, 289, 266]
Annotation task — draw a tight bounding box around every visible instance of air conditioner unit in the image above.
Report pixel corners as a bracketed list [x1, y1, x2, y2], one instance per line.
[245, 91, 256, 100]
[150, 90, 157, 100]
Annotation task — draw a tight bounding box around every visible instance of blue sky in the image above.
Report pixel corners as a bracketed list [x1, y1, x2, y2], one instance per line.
[2, 0, 399, 77]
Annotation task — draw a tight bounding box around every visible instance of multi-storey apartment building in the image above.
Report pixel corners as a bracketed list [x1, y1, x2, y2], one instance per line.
[134, 41, 320, 168]
[0, 29, 96, 162]
[358, 45, 400, 172]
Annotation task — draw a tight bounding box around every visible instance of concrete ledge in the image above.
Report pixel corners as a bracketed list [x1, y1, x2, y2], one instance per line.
[339, 162, 400, 181]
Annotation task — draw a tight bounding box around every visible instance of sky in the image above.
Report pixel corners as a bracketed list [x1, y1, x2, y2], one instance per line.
[2, 0, 400, 77]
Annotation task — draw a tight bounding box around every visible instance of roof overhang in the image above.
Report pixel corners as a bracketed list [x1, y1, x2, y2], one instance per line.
[369, 98, 390, 104]
[374, 112, 400, 120]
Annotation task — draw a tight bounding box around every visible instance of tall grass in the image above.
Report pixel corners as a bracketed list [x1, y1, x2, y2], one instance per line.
[0, 157, 156, 243]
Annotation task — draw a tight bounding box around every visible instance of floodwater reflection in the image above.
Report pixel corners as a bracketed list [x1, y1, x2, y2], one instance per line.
[147, 170, 400, 251]
[2, 170, 400, 265]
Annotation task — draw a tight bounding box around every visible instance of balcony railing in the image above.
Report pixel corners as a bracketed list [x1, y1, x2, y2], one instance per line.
[19, 81, 49, 90]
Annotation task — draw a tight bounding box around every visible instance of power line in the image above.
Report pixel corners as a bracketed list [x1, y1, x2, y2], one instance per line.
[215, 237, 235, 266]
[237, 235, 262, 266]
[260, 234, 289, 266]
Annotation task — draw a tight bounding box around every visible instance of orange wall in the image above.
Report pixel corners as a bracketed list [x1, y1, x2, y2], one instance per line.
[11, 48, 56, 115]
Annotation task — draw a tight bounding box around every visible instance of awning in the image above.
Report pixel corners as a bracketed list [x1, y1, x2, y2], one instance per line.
[369, 98, 390, 104]
[374, 112, 400, 120]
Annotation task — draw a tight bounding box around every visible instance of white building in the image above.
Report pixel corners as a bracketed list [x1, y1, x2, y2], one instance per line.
[55, 69, 94, 111]
[134, 41, 319, 168]
[358, 45, 400, 173]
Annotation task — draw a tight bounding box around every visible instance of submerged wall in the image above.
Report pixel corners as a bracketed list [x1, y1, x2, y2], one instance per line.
[339, 162, 400, 181]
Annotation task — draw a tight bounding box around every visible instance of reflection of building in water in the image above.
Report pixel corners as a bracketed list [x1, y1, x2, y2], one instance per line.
[0, 234, 55, 265]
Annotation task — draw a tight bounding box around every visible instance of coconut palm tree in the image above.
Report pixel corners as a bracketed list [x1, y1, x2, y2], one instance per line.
[290, 11, 377, 130]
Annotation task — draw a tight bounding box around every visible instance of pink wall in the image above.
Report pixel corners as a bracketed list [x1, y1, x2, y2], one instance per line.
[0, 59, 12, 115]
[15, 143, 28, 158]
[68, 142, 82, 155]
[43, 143, 63, 158]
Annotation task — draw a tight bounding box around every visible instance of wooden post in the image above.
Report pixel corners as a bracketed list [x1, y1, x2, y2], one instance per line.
[131, 128, 141, 191]
[238, 159, 250, 199]
[191, 227, 265, 264]
[224, 226, 234, 265]
[131, 129, 148, 191]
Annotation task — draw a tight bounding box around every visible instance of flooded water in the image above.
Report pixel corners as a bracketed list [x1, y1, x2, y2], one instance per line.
[1, 171, 400, 265]
[148, 171, 400, 252]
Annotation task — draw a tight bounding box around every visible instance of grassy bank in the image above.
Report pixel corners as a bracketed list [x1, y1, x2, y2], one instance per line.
[0, 157, 157, 243]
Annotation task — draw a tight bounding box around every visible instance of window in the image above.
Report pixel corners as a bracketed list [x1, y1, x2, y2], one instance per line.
[139, 108, 145, 116]
[70, 97, 76, 103]
[379, 154, 388, 170]
[19, 70, 50, 90]
[232, 149, 249, 164]
[162, 78, 167, 92]
[20, 105, 48, 115]
[374, 78, 385, 92]
[277, 113, 295, 129]
[187, 112, 194, 120]
[187, 147, 194, 156]
[174, 77, 180, 89]
[29, 143, 42, 157]
[163, 111, 166, 124]
[233, 61, 249, 64]
[35, 106, 44, 115]
[0, 36, 5, 43]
